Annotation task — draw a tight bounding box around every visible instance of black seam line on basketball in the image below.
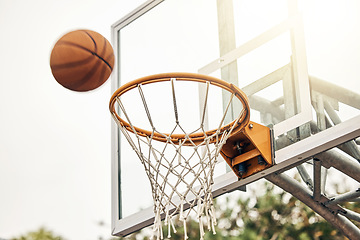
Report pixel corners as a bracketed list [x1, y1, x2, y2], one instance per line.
[100, 37, 113, 66]
[82, 31, 114, 71]
[97, 38, 113, 71]
[67, 58, 103, 90]
[95, 53, 113, 71]
[56, 40, 113, 71]
[83, 30, 97, 54]
[90, 42, 108, 88]
[84, 30, 113, 71]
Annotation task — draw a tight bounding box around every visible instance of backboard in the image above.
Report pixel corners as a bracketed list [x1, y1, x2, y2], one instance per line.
[111, 0, 360, 237]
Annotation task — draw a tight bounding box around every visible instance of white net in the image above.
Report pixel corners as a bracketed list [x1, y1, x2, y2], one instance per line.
[110, 75, 248, 240]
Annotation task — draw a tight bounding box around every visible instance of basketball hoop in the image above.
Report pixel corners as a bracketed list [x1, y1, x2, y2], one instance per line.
[109, 73, 250, 239]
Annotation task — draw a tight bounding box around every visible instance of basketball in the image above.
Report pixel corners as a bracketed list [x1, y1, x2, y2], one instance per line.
[50, 29, 114, 92]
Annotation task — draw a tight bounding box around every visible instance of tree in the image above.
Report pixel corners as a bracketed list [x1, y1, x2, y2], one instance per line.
[11, 227, 65, 240]
[216, 182, 347, 240]
[121, 181, 357, 240]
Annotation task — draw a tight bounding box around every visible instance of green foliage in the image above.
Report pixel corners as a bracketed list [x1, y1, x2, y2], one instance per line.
[121, 181, 355, 240]
[11, 227, 65, 240]
[226, 182, 346, 240]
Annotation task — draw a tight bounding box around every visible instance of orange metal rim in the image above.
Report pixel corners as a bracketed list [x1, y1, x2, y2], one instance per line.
[109, 72, 250, 144]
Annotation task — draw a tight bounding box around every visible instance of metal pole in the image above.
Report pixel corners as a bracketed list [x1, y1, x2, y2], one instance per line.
[313, 158, 321, 201]
[339, 208, 360, 223]
[266, 173, 360, 239]
[296, 164, 313, 191]
[324, 100, 360, 161]
[325, 188, 360, 206]
[318, 149, 360, 183]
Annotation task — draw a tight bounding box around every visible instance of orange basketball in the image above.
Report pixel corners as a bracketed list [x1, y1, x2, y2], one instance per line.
[50, 29, 114, 92]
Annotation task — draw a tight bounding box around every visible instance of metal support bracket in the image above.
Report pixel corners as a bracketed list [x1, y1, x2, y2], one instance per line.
[220, 121, 274, 179]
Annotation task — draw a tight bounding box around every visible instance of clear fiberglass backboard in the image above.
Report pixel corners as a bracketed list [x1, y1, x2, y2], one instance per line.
[111, 0, 360, 236]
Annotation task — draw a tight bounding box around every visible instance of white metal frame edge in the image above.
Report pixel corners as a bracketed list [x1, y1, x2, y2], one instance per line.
[110, 0, 165, 233]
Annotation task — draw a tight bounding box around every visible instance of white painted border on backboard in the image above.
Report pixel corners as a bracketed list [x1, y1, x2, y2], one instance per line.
[198, 14, 312, 137]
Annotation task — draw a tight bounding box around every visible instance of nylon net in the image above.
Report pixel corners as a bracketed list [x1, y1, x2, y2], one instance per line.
[110, 76, 248, 240]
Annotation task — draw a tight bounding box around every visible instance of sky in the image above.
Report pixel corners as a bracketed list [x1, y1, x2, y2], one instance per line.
[0, 0, 144, 239]
[1, 0, 360, 240]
